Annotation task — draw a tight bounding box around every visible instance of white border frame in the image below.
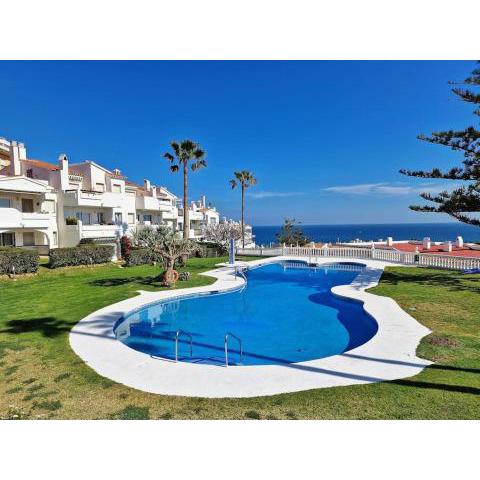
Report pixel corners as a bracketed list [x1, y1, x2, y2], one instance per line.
[69, 257, 431, 398]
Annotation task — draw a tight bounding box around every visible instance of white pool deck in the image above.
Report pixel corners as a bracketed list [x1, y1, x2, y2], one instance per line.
[69, 257, 432, 398]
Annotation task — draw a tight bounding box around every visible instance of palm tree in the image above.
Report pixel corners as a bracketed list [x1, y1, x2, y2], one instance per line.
[163, 140, 207, 239]
[229, 170, 257, 248]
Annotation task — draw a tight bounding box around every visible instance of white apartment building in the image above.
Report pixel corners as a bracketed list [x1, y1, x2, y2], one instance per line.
[178, 195, 220, 240]
[0, 135, 241, 254]
[0, 139, 58, 254]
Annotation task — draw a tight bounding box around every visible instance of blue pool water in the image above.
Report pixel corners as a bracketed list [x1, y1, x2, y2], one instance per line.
[114, 261, 378, 366]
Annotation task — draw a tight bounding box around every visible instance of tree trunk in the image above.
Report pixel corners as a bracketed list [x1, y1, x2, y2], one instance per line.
[241, 185, 245, 249]
[183, 163, 189, 240]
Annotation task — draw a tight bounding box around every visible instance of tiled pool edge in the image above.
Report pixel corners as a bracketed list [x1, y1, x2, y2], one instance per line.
[69, 257, 432, 398]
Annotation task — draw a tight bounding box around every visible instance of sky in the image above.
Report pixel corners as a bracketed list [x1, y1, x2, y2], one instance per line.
[0, 60, 475, 225]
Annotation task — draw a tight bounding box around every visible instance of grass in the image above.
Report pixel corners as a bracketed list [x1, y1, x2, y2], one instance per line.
[0, 261, 479, 419]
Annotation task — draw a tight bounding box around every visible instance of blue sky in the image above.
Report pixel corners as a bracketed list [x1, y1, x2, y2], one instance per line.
[0, 60, 474, 225]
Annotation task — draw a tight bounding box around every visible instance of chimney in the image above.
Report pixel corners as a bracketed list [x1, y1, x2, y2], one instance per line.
[456, 236, 464, 248]
[9, 141, 21, 176]
[201, 195, 206, 208]
[151, 185, 157, 197]
[144, 179, 151, 191]
[18, 142, 27, 160]
[423, 237, 431, 250]
[442, 241, 453, 252]
[386, 237, 393, 247]
[58, 154, 69, 190]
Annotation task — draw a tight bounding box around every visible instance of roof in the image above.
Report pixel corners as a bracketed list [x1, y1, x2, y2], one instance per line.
[22, 158, 59, 171]
[387, 242, 480, 258]
[0, 175, 54, 193]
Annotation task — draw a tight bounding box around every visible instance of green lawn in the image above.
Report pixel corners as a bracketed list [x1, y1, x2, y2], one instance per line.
[1, 262, 479, 419]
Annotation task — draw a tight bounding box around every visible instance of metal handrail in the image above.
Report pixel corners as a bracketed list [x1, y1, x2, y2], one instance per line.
[175, 329, 193, 362]
[224, 332, 243, 367]
[235, 267, 247, 282]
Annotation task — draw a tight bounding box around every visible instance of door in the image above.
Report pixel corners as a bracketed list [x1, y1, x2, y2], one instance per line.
[21, 198, 34, 213]
[0, 233, 15, 246]
[22, 232, 35, 246]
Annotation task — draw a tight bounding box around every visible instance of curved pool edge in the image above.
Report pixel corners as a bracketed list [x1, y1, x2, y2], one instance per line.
[69, 257, 432, 398]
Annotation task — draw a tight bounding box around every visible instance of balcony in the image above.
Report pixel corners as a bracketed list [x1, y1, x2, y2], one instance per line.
[136, 196, 175, 212]
[80, 224, 123, 239]
[0, 208, 53, 229]
[63, 190, 124, 208]
[135, 195, 159, 211]
[161, 209, 178, 220]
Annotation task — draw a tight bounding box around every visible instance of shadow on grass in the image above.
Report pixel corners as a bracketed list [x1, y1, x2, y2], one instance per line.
[378, 270, 480, 294]
[0, 317, 72, 338]
[388, 378, 480, 395]
[89, 275, 165, 288]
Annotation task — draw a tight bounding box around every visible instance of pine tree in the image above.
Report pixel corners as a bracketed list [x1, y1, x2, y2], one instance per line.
[400, 62, 480, 226]
[276, 218, 310, 246]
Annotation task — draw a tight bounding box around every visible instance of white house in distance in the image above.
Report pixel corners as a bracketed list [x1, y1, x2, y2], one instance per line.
[0, 135, 253, 254]
[178, 195, 220, 240]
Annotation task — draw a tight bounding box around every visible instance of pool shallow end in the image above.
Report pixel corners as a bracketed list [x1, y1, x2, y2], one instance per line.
[69, 257, 432, 398]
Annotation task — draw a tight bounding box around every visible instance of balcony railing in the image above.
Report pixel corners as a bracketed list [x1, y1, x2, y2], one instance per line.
[0, 208, 53, 229]
[63, 190, 124, 208]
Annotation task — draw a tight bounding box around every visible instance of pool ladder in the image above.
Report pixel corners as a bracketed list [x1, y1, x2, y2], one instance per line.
[235, 267, 247, 282]
[224, 332, 243, 367]
[235, 267, 248, 293]
[174, 329, 243, 367]
[175, 329, 193, 362]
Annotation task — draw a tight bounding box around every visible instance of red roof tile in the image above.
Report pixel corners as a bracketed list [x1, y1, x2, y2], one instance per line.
[390, 242, 480, 258]
[22, 159, 59, 171]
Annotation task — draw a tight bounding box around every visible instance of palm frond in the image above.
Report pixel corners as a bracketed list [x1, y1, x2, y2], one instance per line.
[170, 142, 180, 157]
[191, 158, 207, 171]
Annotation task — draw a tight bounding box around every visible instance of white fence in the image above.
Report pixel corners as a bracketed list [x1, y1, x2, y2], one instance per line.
[236, 245, 480, 270]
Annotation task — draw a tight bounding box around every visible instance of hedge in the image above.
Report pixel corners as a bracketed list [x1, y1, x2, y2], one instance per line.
[124, 248, 162, 267]
[49, 244, 114, 268]
[0, 247, 39, 274]
[194, 242, 225, 257]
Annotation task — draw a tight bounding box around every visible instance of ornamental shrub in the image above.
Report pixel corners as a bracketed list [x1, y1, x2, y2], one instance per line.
[65, 216, 78, 225]
[49, 244, 114, 268]
[124, 248, 162, 267]
[120, 235, 132, 259]
[0, 247, 39, 274]
[179, 271, 190, 281]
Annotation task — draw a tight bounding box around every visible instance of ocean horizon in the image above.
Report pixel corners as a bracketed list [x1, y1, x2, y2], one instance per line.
[252, 222, 480, 246]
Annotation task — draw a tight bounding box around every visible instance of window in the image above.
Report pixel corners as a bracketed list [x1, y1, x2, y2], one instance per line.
[53, 232, 58, 246]
[0, 198, 11, 208]
[43, 199, 56, 213]
[97, 212, 105, 224]
[112, 184, 122, 193]
[76, 211, 91, 225]
[23, 232, 35, 246]
[127, 213, 135, 224]
[114, 212, 123, 225]
[21, 198, 34, 213]
[26, 169, 33, 178]
[0, 233, 14, 246]
[143, 214, 152, 223]
[95, 183, 105, 192]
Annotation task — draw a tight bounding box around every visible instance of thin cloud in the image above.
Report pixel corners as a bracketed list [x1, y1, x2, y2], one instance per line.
[247, 191, 305, 199]
[324, 182, 450, 196]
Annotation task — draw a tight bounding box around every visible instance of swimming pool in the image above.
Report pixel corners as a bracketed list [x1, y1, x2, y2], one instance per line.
[114, 261, 378, 366]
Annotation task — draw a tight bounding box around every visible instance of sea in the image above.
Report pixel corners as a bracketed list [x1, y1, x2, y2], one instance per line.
[252, 223, 480, 246]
